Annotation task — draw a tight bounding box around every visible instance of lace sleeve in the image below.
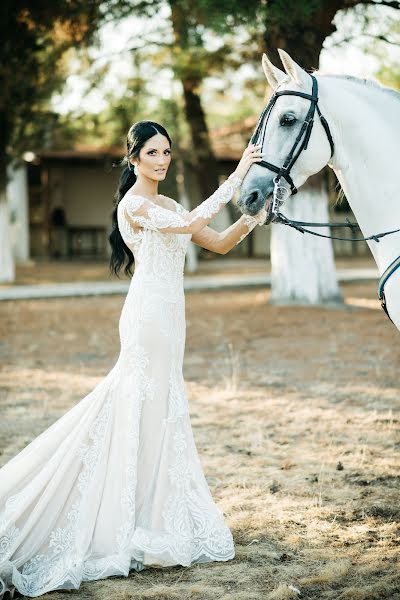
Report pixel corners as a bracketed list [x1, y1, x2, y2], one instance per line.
[189, 173, 242, 220]
[121, 173, 242, 235]
[236, 210, 267, 245]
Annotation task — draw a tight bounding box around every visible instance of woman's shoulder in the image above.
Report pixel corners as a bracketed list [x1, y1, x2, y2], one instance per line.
[119, 191, 146, 210]
[159, 194, 187, 214]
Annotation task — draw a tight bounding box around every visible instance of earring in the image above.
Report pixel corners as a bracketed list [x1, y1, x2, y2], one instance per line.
[134, 164, 138, 176]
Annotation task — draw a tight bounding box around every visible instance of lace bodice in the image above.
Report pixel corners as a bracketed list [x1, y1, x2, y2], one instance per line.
[118, 197, 190, 286]
[117, 173, 242, 285]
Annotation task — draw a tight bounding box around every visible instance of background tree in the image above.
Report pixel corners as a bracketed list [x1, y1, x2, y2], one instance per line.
[163, 0, 398, 302]
[0, 0, 131, 282]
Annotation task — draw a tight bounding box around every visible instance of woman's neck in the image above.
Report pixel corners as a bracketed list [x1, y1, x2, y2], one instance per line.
[131, 175, 159, 200]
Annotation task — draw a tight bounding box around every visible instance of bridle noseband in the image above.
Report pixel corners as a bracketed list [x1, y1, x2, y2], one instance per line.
[250, 74, 334, 199]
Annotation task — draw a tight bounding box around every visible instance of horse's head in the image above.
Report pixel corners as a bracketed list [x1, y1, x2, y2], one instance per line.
[237, 50, 333, 217]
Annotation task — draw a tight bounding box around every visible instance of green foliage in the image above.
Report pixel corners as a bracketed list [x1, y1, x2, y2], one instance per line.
[0, 0, 133, 163]
[361, 17, 400, 90]
[8, 0, 399, 158]
[376, 63, 400, 90]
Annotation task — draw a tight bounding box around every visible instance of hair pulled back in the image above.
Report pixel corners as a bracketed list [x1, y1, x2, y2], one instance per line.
[108, 120, 172, 277]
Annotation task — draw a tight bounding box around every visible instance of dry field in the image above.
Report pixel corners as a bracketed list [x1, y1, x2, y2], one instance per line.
[0, 281, 399, 600]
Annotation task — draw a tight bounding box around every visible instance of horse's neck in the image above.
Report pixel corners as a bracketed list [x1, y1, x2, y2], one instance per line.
[319, 76, 400, 273]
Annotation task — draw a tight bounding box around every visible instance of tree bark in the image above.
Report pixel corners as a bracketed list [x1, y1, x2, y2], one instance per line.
[181, 82, 220, 199]
[263, 0, 344, 68]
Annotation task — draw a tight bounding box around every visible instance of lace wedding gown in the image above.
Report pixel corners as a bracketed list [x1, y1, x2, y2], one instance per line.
[0, 174, 244, 598]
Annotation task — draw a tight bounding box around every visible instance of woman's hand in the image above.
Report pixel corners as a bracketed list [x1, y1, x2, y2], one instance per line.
[233, 143, 264, 180]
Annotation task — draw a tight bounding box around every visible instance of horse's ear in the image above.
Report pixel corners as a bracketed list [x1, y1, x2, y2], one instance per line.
[262, 53, 286, 90]
[277, 48, 310, 88]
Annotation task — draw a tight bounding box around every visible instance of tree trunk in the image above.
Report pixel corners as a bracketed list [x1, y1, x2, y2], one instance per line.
[270, 174, 342, 305]
[0, 106, 15, 282]
[0, 192, 15, 283]
[263, 0, 343, 69]
[181, 82, 220, 199]
[264, 3, 342, 305]
[169, 1, 220, 201]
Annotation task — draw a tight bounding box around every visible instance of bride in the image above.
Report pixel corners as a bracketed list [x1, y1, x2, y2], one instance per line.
[0, 120, 266, 598]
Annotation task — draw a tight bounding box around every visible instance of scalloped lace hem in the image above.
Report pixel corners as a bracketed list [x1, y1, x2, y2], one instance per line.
[0, 543, 235, 598]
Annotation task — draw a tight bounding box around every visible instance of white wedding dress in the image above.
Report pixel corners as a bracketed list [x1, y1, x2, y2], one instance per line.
[0, 174, 244, 598]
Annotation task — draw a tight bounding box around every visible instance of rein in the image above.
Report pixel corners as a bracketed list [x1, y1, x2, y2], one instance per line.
[272, 212, 400, 243]
[251, 74, 400, 322]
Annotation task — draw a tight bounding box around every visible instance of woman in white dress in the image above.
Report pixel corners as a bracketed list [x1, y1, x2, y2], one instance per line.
[0, 120, 266, 598]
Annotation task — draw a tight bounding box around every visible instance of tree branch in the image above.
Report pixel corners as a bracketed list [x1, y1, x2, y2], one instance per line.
[82, 39, 171, 66]
[329, 32, 400, 47]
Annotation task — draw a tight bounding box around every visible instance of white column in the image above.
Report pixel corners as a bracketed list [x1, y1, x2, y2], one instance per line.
[176, 159, 198, 273]
[7, 161, 30, 263]
[0, 192, 15, 282]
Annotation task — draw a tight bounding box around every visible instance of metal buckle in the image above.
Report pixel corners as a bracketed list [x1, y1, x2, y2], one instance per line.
[262, 176, 291, 225]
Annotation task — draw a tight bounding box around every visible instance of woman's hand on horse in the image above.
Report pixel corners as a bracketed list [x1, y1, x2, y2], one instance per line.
[234, 144, 264, 180]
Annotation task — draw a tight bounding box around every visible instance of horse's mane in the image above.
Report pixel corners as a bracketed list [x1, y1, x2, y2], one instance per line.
[316, 71, 400, 104]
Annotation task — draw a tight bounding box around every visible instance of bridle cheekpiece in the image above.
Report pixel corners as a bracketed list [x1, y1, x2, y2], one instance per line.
[250, 74, 334, 224]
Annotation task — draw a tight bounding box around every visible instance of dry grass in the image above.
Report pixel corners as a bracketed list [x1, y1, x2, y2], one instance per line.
[0, 280, 399, 599]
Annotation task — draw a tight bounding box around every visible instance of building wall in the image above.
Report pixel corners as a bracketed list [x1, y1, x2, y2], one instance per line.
[29, 161, 179, 259]
[28, 159, 368, 260]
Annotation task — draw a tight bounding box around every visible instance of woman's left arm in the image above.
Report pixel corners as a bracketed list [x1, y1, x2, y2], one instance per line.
[191, 209, 267, 254]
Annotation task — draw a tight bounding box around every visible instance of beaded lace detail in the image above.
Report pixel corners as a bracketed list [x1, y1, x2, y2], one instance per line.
[119, 173, 242, 235]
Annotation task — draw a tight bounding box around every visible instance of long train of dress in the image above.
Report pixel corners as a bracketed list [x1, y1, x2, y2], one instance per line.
[0, 180, 239, 598]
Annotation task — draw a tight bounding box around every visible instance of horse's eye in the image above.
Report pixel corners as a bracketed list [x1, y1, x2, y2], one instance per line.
[280, 114, 297, 127]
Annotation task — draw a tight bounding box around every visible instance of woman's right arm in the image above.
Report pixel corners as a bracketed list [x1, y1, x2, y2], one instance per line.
[121, 143, 263, 235]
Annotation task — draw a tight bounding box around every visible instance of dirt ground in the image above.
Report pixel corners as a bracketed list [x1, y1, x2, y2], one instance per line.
[0, 280, 399, 599]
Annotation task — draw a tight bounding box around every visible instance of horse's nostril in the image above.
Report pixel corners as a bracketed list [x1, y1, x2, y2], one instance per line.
[247, 191, 258, 205]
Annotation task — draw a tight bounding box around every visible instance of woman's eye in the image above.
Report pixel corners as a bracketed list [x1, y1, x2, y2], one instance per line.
[280, 114, 297, 127]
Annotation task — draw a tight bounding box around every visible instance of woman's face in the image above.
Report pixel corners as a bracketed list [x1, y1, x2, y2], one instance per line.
[131, 133, 172, 181]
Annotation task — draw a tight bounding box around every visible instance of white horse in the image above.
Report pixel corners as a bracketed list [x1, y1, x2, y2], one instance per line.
[237, 49, 400, 330]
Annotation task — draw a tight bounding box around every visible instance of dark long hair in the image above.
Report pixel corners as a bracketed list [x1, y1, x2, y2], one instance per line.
[108, 120, 172, 277]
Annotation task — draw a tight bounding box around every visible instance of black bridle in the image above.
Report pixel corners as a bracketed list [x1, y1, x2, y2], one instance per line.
[250, 74, 334, 197]
[250, 73, 400, 323]
[250, 73, 400, 242]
